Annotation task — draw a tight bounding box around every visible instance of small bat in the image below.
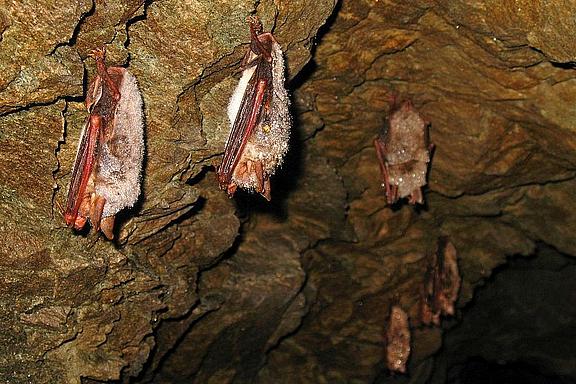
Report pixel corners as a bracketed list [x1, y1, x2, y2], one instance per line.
[64, 47, 144, 239]
[374, 97, 432, 205]
[420, 238, 461, 326]
[217, 16, 291, 201]
[385, 305, 411, 374]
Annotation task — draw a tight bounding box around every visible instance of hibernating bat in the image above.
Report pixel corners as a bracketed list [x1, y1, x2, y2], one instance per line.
[64, 47, 144, 239]
[217, 16, 291, 201]
[385, 305, 411, 374]
[374, 97, 432, 205]
[420, 238, 461, 325]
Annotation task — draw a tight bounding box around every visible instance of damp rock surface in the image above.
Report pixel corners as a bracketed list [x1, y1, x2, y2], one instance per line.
[0, 0, 575, 383]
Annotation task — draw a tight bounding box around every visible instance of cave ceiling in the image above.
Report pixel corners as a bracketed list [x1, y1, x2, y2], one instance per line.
[0, 0, 574, 383]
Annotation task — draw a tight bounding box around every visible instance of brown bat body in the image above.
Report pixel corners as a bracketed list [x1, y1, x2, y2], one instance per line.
[374, 99, 431, 205]
[217, 17, 291, 200]
[420, 238, 461, 326]
[385, 305, 411, 374]
[64, 48, 144, 239]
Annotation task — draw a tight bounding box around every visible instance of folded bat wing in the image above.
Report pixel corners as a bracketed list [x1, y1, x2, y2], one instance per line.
[64, 116, 101, 227]
[218, 63, 269, 188]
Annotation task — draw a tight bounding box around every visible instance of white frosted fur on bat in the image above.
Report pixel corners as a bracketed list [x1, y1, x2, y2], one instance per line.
[389, 161, 428, 197]
[95, 69, 144, 217]
[227, 40, 291, 190]
[387, 105, 430, 165]
[386, 305, 411, 373]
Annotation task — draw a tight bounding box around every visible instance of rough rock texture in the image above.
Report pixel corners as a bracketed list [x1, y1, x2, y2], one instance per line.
[430, 245, 576, 383]
[1, 0, 575, 383]
[0, 0, 335, 382]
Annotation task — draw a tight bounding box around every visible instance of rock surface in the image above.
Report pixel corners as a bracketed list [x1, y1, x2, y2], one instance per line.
[0, 0, 575, 383]
[430, 245, 576, 383]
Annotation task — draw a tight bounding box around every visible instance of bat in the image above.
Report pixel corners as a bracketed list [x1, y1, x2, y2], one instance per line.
[385, 305, 411, 374]
[420, 238, 461, 326]
[217, 16, 291, 201]
[374, 97, 432, 205]
[64, 47, 144, 240]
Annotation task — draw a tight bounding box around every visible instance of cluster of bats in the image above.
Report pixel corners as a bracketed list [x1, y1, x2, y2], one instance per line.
[64, 15, 433, 240]
[63, 15, 456, 374]
[385, 238, 461, 374]
[64, 17, 290, 239]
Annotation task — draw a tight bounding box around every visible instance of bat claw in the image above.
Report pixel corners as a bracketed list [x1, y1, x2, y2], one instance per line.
[247, 15, 263, 34]
[88, 46, 106, 62]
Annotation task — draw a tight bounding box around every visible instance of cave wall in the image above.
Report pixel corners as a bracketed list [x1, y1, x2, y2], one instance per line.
[430, 245, 576, 384]
[0, 0, 575, 383]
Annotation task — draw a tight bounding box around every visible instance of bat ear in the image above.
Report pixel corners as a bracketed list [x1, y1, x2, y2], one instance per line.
[86, 76, 103, 112]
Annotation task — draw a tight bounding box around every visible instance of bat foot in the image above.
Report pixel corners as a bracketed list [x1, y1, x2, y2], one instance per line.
[88, 46, 121, 101]
[88, 46, 106, 62]
[246, 16, 272, 62]
[247, 15, 263, 34]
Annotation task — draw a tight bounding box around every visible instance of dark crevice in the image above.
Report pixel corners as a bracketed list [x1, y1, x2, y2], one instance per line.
[0, 94, 84, 118]
[185, 165, 213, 187]
[129, 297, 221, 384]
[431, 243, 576, 383]
[51, 100, 69, 219]
[447, 357, 576, 384]
[427, 171, 576, 201]
[123, 196, 206, 247]
[4, 1, 576, 383]
[124, 0, 154, 53]
[48, 0, 95, 56]
[550, 61, 576, 70]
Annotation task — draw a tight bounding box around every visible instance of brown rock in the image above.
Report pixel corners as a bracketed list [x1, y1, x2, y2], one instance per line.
[1, 0, 576, 382]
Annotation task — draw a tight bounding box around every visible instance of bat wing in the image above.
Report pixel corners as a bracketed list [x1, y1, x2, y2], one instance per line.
[64, 115, 101, 227]
[218, 64, 269, 188]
